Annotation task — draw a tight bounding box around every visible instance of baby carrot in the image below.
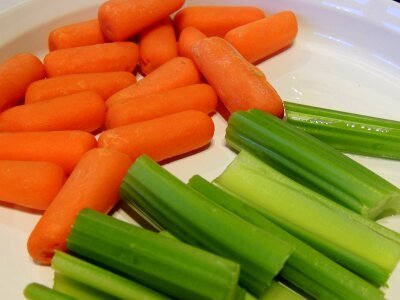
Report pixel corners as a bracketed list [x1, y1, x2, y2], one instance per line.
[0, 131, 97, 174]
[106, 83, 218, 128]
[48, 19, 107, 51]
[139, 17, 178, 75]
[44, 42, 139, 77]
[224, 11, 298, 63]
[106, 57, 202, 108]
[99, 110, 214, 161]
[192, 37, 284, 118]
[0, 91, 106, 133]
[0, 161, 66, 211]
[25, 72, 136, 104]
[0, 53, 45, 112]
[173, 6, 265, 37]
[98, 0, 185, 41]
[177, 27, 207, 61]
[27, 147, 132, 264]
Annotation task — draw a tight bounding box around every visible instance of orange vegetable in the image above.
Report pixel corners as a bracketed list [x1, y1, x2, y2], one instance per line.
[0, 161, 66, 211]
[0, 91, 106, 133]
[99, 110, 214, 161]
[177, 26, 207, 61]
[106, 83, 218, 128]
[224, 11, 298, 63]
[98, 0, 185, 41]
[192, 37, 284, 118]
[44, 42, 139, 77]
[27, 147, 132, 264]
[139, 17, 178, 75]
[106, 57, 202, 108]
[0, 131, 97, 174]
[173, 6, 265, 37]
[25, 72, 136, 104]
[48, 19, 107, 51]
[0, 53, 45, 112]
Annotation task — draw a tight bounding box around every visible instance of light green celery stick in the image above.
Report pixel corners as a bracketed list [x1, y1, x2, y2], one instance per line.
[68, 208, 241, 300]
[24, 283, 75, 300]
[284, 101, 400, 160]
[226, 109, 400, 219]
[188, 175, 384, 300]
[215, 151, 400, 287]
[120, 155, 294, 297]
[52, 251, 170, 300]
[260, 281, 305, 300]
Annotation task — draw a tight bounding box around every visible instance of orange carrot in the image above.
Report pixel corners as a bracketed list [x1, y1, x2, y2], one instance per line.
[0, 131, 97, 174]
[139, 17, 178, 75]
[27, 147, 132, 264]
[0, 53, 45, 112]
[177, 26, 207, 61]
[44, 42, 139, 77]
[0, 161, 66, 211]
[25, 72, 136, 104]
[0, 91, 106, 133]
[99, 110, 214, 161]
[106, 83, 218, 128]
[192, 37, 284, 118]
[98, 0, 185, 41]
[48, 19, 107, 51]
[224, 11, 298, 63]
[173, 6, 265, 37]
[106, 57, 202, 108]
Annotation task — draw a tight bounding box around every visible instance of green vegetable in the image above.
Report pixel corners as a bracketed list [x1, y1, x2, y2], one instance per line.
[260, 281, 305, 300]
[120, 155, 294, 297]
[52, 251, 169, 300]
[67, 208, 241, 300]
[24, 283, 75, 300]
[215, 151, 400, 286]
[284, 101, 400, 160]
[189, 175, 385, 299]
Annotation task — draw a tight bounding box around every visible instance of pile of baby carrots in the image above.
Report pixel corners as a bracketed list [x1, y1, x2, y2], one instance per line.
[0, 0, 298, 265]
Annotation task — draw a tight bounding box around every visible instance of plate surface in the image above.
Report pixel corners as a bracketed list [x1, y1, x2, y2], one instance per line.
[0, 0, 400, 299]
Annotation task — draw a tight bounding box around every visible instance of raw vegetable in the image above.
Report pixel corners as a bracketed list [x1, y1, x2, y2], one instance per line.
[27, 148, 131, 265]
[224, 11, 298, 63]
[225, 109, 400, 219]
[105, 83, 218, 128]
[120, 154, 294, 296]
[24, 283, 75, 300]
[0, 91, 106, 132]
[67, 208, 241, 300]
[44, 42, 139, 77]
[260, 281, 305, 300]
[99, 110, 214, 161]
[215, 150, 400, 286]
[192, 37, 284, 118]
[177, 27, 207, 61]
[284, 101, 400, 160]
[139, 17, 178, 75]
[189, 175, 386, 300]
[0, 53, 45, 112]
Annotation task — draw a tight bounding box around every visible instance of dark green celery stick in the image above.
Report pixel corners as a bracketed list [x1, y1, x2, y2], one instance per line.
[52, 251, 170, 300]
[188, 175, 385, 300]
[284, 101, 400, 160]
[24, 283, 75, 300]
[120, 155, 294, 297]
[260, 280, 305, 300]
[215, 151, 400, 287]
[68, 208, 241, 300]
[225, 109, 400, 219]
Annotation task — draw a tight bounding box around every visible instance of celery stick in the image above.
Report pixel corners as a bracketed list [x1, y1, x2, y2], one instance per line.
[189, 175, 384, 299]
[68, 208, 241, 300]
[52, 251, 170, 300]
[24, 283, 75, 300]
[120, 155, 294, 296]
[284, 101, 400, 160]
[226, 109, 400, 219]
[215, 151, 400, 286]
[260, 281, 305, 300]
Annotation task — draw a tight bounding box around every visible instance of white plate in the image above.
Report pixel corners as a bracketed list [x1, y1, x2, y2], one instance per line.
[1, 0, 400, 299]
